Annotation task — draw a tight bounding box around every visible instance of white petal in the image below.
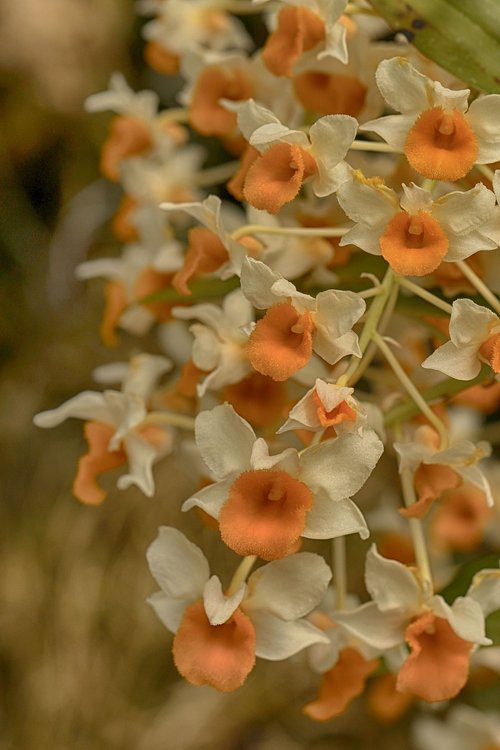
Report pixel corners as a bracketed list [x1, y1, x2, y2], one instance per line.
[309, 115, 357, 191]
[333, 602, 406, 650]
[240, 257, 284, 309]
[245, 552, 332, 620]
[182, 475, 235, 518]
[374, 57, 432, 113]
[430, 595, 490, 645]
[203, 577, 246, 625]
[467, 568, 500, 618]
[235, 99, 286, 143]
[303, 493, 369, 540]
[300, 429, 384, 501]
[337, 173, 397, 227]
[118, 432, 167, 496]
[365, 545, 421, 613]
[122, 354, 172, 399]
[421, 341, 482, 380]
[315, 289, 366, 335]
[252, 612, 329, 660]
[339, 224, 382, 255]
[33, 391, 111, 428]
[146, 526, 209, 600]
[359, 113, 416, 150]
[466, 95, 500, 146]
[448, 298, 498, 346]
[147, 591, 186, 633]
[250, 439, 301, 475]
[432, 184, 496, 236]
[195, 403, 255, 479]
[250, 122, 309, 149]
[160, 195, 221, 234]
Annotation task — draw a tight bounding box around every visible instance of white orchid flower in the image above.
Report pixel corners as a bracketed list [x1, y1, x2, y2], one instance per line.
[146, 526, 331, 691]
[422, 298, 500, 380]
[337, 173, 497, 277]
[241, 257, 365, 381]
[33, 354, 173, 504]
[361, 56, 500, 181]
[182, 403, 383, 559]
[334, 545, 491, 702]
[172, 289, 254, 396]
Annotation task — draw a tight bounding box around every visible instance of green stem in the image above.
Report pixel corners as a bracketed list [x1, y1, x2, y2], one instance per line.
[333, 537, 347, 610]
[384, 366, 493, 426]
[398, 277, 453, 315]
[227, 556, 258, 595]
[373, 332, 449, 447]
[337, 268, 395, 386]
[455, 260, 500, 315]
[231, 224, 350, 242]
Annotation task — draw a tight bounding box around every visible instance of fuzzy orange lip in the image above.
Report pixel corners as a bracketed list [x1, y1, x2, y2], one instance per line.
[144, 41, 180, 75]
[400, 462, 461, 520]
[396, 611, 472, 702]
[100, 116, 153, 182]
[247, 302, 315, 381]
[479, 332, 500, 374]
[222, 372, 287, 429]
[304, 648, 379, 721]
[173, 227, 229, 296]
[243, 142, 318, 215]
[262, 5, 325, 77]
[73, 422, 126, 505]
[431, 484, 490, 551]
[313, 390, 357, 429]
[404, 106, 478, 182]
[379, 210, 449, 277]
[293, 71, 367, 117]
[219, 468, 313, 560]
[189, 66, 254, 137]
[172, 600, 256, 692]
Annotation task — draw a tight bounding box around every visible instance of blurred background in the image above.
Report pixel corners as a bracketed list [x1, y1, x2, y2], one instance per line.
[1, 2, 497, 748]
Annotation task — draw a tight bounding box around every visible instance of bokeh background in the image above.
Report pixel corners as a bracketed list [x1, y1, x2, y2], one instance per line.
[1, 2, 497, 748]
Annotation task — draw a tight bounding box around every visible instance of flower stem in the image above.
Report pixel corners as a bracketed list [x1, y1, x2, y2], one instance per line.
[227, 555, 258, 595]
[333, 537, 347, 611]
[397, 277, 453, 315]
[194, 161, 239, 187]
[231, 224, 350, 242]
[455, 260, 500, 315]
[373, 332, 449, 447]
[337, 267, 395, 386]
[398, 444, 433, 589]
[350, 140, 400, 153]
[143, 412, 196, 430]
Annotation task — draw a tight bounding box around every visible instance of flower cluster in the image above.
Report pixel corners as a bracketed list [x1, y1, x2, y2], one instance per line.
[35, 0, 500, 731]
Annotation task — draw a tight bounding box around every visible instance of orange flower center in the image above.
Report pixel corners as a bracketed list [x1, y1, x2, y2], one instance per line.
[219, 468, 313, 560]
[172, 600, 256, 692]
[173, 227, 229, 295]
[404, 106, 478, 181]
[247, 302, 315, 381]
[293, 71, 367, 117]
[144, 41, 180, 75]
[397, 611, 472, 702]
[243, 142, 318, 214]
[431, 484, 490, 551]
[379, 210, 449, 276]
[189, 66, 254, 137]
[304, 648, 379, 721]
[479, 331, 500, 374]
[100, 116, 152, 182]
[313, 389, 357, 429]
[400, 462, 461, 520]
[73, 422, 126, 505]
[223, 372, 287, 428]
[262, 6, 325, 77]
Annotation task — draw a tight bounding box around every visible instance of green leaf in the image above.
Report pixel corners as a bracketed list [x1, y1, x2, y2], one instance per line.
[369, 0, 500, 93]
[439, 554, 500, 603]
[136, 276, 240, 306]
